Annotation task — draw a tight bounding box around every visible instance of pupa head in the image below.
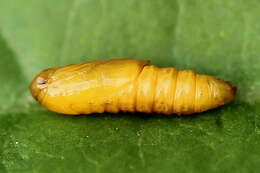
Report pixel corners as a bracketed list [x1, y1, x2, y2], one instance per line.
[30, 68, 55, 103]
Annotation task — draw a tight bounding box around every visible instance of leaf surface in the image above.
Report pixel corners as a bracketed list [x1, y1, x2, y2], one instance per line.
[0, 0, 260, 172]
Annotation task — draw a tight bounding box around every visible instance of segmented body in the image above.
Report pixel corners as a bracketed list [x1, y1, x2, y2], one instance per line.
[30, 59, 236, 115]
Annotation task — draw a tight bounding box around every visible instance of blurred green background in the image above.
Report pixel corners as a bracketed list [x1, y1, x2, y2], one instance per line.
[0, 0, 260, 172]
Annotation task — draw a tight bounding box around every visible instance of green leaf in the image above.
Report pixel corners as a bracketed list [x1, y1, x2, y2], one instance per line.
[0, 0, 260, 172]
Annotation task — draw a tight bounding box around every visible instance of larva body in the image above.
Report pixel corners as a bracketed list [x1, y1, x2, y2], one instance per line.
[30, 58, 236, 115]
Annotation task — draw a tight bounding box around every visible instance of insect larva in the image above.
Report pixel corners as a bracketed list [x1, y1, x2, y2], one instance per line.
[30, 58, 236, 115]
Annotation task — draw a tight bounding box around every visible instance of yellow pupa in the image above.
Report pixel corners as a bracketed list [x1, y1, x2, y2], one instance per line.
[30, 58, 236, 115]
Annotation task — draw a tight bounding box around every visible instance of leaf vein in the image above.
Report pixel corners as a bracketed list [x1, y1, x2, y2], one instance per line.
[59, 0, 82, 64]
